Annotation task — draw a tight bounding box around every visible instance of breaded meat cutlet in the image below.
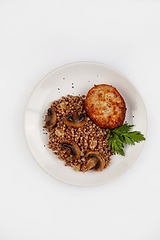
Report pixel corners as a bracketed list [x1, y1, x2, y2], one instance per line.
[85, 84, 126, 129]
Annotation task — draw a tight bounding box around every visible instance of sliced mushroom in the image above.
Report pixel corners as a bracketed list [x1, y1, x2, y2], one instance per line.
[65, 111, 86, 128]
[45, 108, 57, 128]
[85, 151, 105, 171]
[61, 140, 80, 160]
[86, 157, 98, 171]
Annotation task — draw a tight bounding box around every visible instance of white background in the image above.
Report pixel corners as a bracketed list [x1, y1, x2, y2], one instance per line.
[0, 0, 160, 239]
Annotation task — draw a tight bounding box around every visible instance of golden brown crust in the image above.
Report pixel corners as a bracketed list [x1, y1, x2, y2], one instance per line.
[85, 84, 126, 129]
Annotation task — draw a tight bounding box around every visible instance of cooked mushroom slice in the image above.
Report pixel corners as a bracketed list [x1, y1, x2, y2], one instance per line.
[65, 111, 86, 128]
[61, 140, 80, 160]
[86, 151, 105, 171]
[45, 108, 57, 128]
[86, 157, 98, 171]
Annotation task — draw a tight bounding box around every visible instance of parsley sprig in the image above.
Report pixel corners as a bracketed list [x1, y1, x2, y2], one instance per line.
[106, 123, 146, 156]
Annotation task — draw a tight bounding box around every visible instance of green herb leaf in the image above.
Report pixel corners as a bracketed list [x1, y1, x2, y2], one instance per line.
[125, 131, 146, 143]
[112, 123, 134, 134]
[107, 123, 145, 156]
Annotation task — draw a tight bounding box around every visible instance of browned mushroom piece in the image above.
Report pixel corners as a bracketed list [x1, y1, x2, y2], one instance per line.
[86, 151, 105, 171]
[45, 108, 57, 128]
[61, 140, 80, 160]
[86, 157, 98, 171]
[65, 111, 86, 128]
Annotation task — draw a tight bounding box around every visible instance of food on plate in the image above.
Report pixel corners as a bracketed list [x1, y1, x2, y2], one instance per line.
[61, 140, 81, 160]
[43, 84, 145, 172]
[43, 94, 112, 172]
[45, 108, 57, 128]
[85, 84, 126, 129]
[86, 151, 105, 171]
[65, 111, 87, 128]
[106, 123, 146, 156]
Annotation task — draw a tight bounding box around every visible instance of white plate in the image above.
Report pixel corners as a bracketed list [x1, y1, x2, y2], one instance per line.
[24, 62, 147, 186]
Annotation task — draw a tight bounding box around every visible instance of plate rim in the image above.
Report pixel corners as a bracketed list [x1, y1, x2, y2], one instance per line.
[23, 61, 148, 186]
